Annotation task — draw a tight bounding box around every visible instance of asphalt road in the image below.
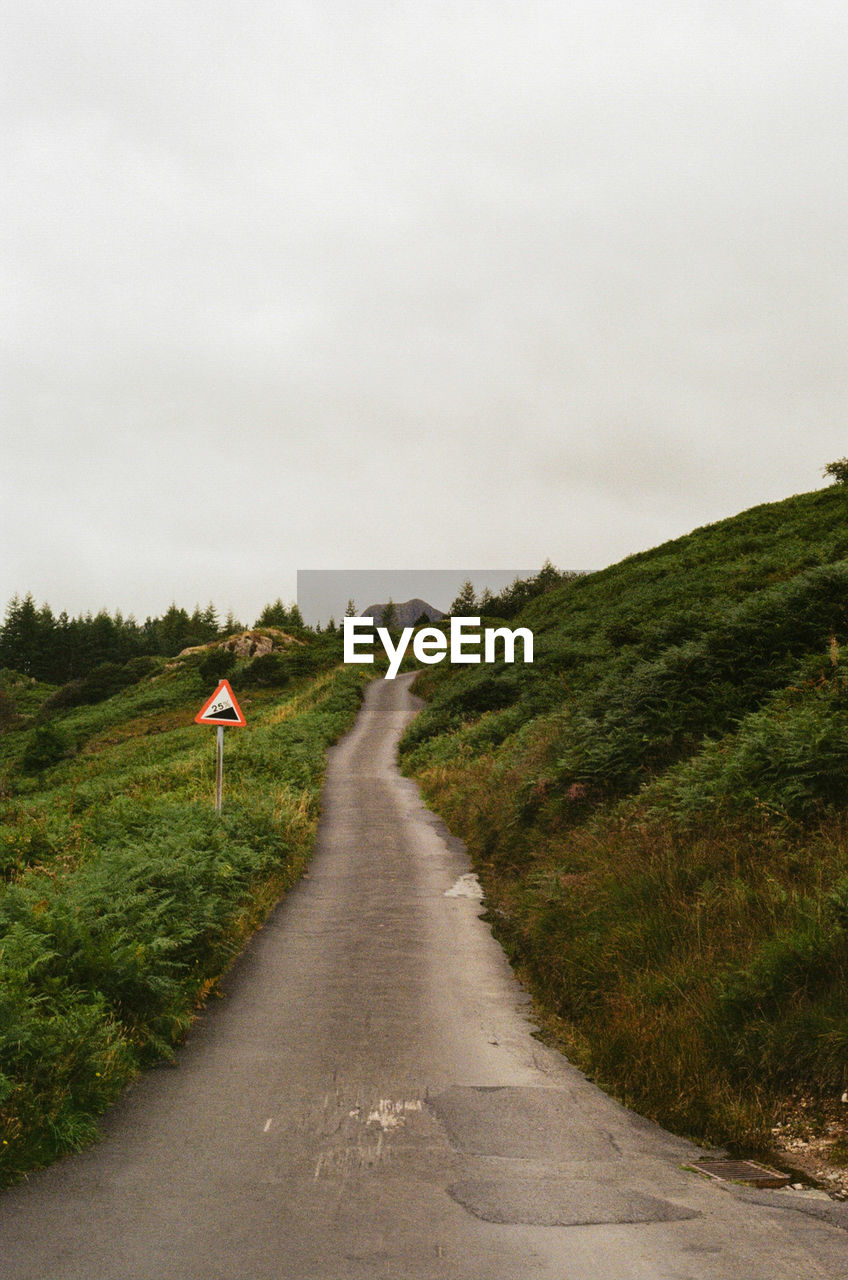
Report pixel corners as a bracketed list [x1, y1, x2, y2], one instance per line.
[2, 673, 847, 1279]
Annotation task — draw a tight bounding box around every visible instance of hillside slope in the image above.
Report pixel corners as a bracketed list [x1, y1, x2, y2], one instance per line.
[401, 485, 848, 1170]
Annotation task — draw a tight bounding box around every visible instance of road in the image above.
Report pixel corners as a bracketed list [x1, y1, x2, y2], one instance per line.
[1, 673, 847, 1279]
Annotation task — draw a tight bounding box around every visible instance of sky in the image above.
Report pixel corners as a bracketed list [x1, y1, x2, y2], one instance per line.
[3, 1, 847, 625]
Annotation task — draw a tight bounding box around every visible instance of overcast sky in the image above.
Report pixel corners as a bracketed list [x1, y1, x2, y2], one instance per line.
[3, 1, 846, 624]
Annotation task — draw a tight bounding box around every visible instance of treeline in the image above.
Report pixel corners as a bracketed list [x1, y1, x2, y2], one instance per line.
[0, 595, 305, 685]
[0, 565, 572, 687]
[449, 561, 583, 619]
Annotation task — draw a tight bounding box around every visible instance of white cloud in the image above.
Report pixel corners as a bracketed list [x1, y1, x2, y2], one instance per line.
[2, 1, 847, 620]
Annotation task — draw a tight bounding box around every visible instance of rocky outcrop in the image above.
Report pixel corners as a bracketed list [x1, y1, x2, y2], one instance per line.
[222, 630, 274, 658]
[177, 628, 301, 660]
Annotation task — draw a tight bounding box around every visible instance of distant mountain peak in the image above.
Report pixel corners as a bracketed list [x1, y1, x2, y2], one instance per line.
[362, 598, 445, 627]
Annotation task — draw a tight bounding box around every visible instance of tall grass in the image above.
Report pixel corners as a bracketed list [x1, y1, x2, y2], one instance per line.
[0, 658, 367, 1185]
[401, 485, 848, 1151]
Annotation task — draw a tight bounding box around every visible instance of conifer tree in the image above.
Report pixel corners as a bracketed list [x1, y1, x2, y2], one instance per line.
[450, 580, 478, 616]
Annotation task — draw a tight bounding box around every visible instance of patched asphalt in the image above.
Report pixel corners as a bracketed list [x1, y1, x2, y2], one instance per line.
[1, 674, 847, 1278]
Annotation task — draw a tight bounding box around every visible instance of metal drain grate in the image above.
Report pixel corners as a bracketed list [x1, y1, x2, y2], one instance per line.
[691, 1158, 790, 1189]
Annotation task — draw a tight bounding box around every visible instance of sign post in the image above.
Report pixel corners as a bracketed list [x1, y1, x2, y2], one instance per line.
[194, 679, 247, 812]
[215, 725, 224, 813]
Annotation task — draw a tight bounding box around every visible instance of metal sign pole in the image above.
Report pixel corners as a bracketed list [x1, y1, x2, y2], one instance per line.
[215, 725, 224, 813]
[195, 681, 245, 811]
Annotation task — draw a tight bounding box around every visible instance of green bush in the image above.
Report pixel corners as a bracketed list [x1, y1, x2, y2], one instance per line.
[0, 945, 134, 1179]
[281, 645, 322, 677]
[21, 724, 74, 773]
[824, 457, 848, 485]
[0, 689, 19, 730]
[651, 669, 848, 823]
[716, 918, 848, 1090]
[546, 563, 848, 799]
[236, 652, 290, 688]
[122, 655, 160, 682]
[197, 647, 237, 686]
[42, 656, 156, 713]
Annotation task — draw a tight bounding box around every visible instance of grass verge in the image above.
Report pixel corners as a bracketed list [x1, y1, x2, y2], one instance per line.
[400, 486, 848, 1165]
[0, 660, 367, 1186]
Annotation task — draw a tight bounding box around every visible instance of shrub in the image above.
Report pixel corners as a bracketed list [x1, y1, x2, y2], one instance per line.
[236, 653, 290, 688]
[651, 669, 848, 823]
[41, 657, 155, 713]
[21, 724, 74, 773]
[76, 663, 128, 703]
[824, 457, 848, 485]
[0, 690, 19, 731]
[40, 679, 88, 711]
[442, 673, 521, 716]
[121, 655, 159, 682]
[197, 648, 237, 687]
[281, 645, 321, 677]
[716, 919, 848, 1090]
[231, 644, 323, 687]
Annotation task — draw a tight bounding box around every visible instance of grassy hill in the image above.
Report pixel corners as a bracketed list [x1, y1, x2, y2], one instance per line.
[0, 630, 364, 1186]
[400, 484, 848, 1163]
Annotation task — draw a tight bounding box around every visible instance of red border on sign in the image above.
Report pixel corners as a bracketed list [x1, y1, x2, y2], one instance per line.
[194, 678, 247, 727]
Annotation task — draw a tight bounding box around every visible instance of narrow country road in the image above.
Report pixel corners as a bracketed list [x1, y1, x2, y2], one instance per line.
[2, 674, 847, 1279]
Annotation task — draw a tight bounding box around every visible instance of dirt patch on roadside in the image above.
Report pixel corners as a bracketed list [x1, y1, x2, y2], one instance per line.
[769, 1097, 848, 1200]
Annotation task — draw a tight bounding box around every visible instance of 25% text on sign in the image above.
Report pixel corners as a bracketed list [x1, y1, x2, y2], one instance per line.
[194, 679, 247, 812]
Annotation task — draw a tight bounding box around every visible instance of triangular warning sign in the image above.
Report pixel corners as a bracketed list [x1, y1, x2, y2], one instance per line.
[194, 679, 247, 727]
